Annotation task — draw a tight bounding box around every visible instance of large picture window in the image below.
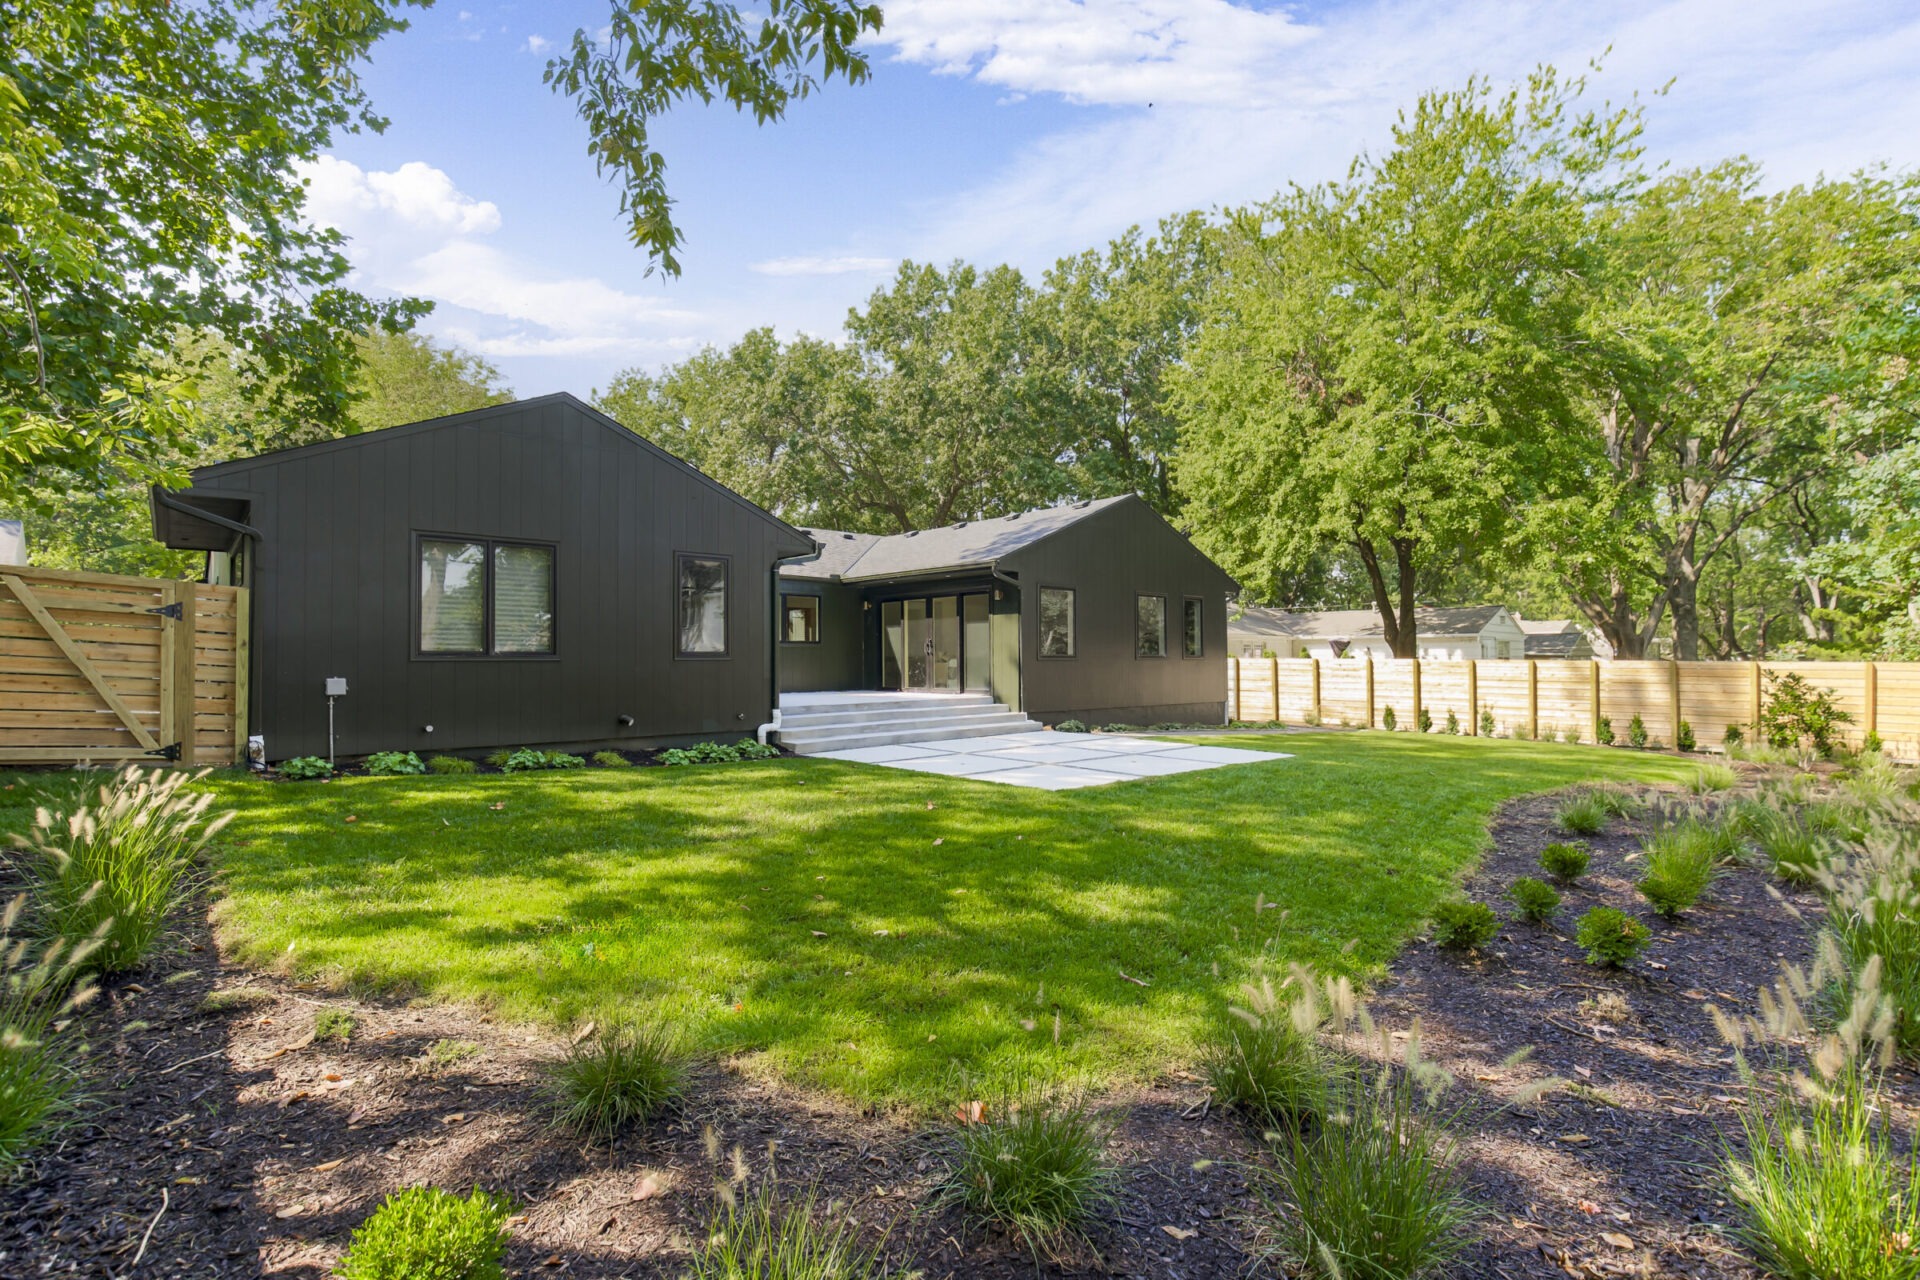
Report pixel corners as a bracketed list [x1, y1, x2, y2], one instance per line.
[1038, 587, 1075, 658]
[418, 536, 554, 656]
[1136, 594, 1167, 658]
[782, 593, 820, 644]
[677, 553, 730, 656]
[1182, 597, 1203, 658]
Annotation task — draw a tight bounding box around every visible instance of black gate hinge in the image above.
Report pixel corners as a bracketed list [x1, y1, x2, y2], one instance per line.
[147, 602, 184, 619]
[149, 742, 182, 761]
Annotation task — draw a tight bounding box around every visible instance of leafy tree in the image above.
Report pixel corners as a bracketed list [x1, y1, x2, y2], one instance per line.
[1175, 70, 1637, 657]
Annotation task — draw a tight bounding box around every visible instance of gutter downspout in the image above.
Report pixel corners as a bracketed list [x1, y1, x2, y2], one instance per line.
[761, 539, 824, 745]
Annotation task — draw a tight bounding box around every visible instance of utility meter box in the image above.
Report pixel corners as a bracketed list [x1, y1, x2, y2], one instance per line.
[324, 677, 348, 697]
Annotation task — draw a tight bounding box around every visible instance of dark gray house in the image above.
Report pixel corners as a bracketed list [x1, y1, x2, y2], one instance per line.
[776, 495, 1238, 728]
[152, 394, 814, 760]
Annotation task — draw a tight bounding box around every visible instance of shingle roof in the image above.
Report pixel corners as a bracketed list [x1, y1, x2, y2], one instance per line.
[782, 495, 1135, 582]
[1524, 632, 1590, 657]
[1515, 617, 1579, 635]
[1229, 604, 1508, 639]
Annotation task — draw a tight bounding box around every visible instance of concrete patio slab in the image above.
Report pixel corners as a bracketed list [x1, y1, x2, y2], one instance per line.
[813, 743, 946, 764]
[965, 764, 1120, 790]
[885, 753, 1013, 776]
[809, 732, 1293, 789]
[1069, 752, 1227, 778]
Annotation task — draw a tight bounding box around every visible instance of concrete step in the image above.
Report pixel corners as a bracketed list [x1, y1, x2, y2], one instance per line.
[778, 693, 994, 723]
[777, 705, 1023, 734]
[779, 717, 1045, 754]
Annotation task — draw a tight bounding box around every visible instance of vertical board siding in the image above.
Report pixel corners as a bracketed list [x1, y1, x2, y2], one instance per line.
[1223, 657, 1920, 759]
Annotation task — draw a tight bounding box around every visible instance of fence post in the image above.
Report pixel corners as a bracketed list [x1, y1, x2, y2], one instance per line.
[1750, 662, 1763, 735]
[1311, 658, 1323, 725]
[172, 584, 198, 767]
[233, 588, 251, 765]
[1466, 660, 1479, 735]
[1410, 658, 1423, 732]
[1668, 659, 1682, 745]
[1865, 661, 1879, 743]
[1527, 660, 1539, 740]
[1364, 658, 1376, 728]
[1268, 655, 1279, 722]
[1589, 660, 1602, 744]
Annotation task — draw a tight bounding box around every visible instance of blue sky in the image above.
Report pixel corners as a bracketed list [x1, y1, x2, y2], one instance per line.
[304, 0, 1920, 396]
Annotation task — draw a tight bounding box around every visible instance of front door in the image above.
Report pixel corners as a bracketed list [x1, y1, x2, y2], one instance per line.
[880, 594, 979, 692]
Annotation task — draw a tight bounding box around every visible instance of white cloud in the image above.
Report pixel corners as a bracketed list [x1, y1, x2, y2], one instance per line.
[401, 241, 694, 345]
[523, 34, 551, 54]
[303, 156, 502, 236]
[749, 255, 896, 277]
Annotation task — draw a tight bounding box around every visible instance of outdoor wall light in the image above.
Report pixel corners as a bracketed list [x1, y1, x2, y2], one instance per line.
[617, 714, 635, 727]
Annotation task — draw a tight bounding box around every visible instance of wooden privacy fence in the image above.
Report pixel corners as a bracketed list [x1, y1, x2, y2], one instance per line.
[1227, 656, 1920, 760]
[0, 566, 248, 766]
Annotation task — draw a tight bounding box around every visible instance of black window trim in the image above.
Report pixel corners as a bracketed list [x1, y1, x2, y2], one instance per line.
[1181, 595, 1205, 658]
[780, 591, 822, 645]
[1036, 584, 1077, 660]
[412, 531, 559, 661]
[1136, 592, 1168, 660]
[675, 550, 733, 660]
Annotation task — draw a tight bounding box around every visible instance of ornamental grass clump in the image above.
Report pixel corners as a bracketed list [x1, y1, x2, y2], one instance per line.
[1637, 841, 1717, 919]
[0, 895, 100, 1175]
[939, 1093, 1117, 1262]
[1576, 907, 1650, 967]
[9, 766, 232, 975]
[687, 1175, 891, 1280]
[427, 754, 478, 775]
[1688, 763, 1738, 794]
[1429, 899, 1499, 951]
[1554, 794, 1607, 837]
[336, 1184, 512, 1280]
[1739, 798, 1828, 886]
[1538, 841, 1590, 883]
[1203, 963, 1364, 1132]
[546, 1021, 687, 1142]
[1506, 877, 1561, 924]
[1819, 800, 1920, 1059]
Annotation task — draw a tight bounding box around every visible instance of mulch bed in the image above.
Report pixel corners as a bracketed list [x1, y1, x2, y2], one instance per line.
[1, 768, 1899, 1278]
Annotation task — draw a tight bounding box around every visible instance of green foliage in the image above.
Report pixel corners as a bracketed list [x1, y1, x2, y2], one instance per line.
[1539, 842, 1591, 883]
[336, 1184, 512, 1280]
[365, 751, 425, 776]
[1380, 706, 1397, 732]
[1740, 801, 1828, 886]
[483, 751, 513, 769]
[1676, 720, 1697, 752]
[1443, 710, 1460, 736]
[1417, 709, 1434, 734]
[501, 749, 586, 773]
[1257, 1039, 1477, 1280]
[10, 766, 231, 974]
[1202, 968, 1353, 1131]
[659, 740, 778, 766]
[1823, 809, 1920, 1058]
[1627, 715, 1650, 749]
[685, 1179, 890, 1280]
[1099, 723, 1143, 733]
[314, 1007, 355, 1044]
[1429, 899, 1499, 951]
[1053, 720, 1089, 733]
[279, 756, 333, 781]
[0, 895, 99, 1175]
[1479, 708, 1496, 738]
[1688, 763, 1738, 794]
[198, 987, 274, 1015]
[1725, 723, 1746, 747]
[1864, 730, 1885, 755]
[1637, 840, 1717, 918]
[1575, 907, 1651, 966]
[418, 1039, 481, 1075]
[1506, 877, 1561, 924]
[428, 755, 479, 775]
[1596, 716, 1615, 746]
[940, 1095, 1116, 1262]
[1555, 794, 1607, 836]
[590, 750, 630, 767]
[1758, 672, 1856, 755]
[1724, 1066, 1920, 1280]
[545, 1023, 686, 1142]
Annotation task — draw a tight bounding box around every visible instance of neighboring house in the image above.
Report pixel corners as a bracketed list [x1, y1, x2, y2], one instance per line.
[778, 495, 1239, 727]
[152, 394, 815, 760]
[1516, 616, 1601, 660]
[1228, 605, 1530, 662]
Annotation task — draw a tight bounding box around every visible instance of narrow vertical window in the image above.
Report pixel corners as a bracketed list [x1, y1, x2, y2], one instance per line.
[493, 544, 555, 654]
[420, 539, 486, 653]
[1136, 594, 1166, 658]
[678, 554, 729, 656]
[782, 593, 820, 644]
[1038, 587, 1075, 657]
[1183, 597, 1203, 657]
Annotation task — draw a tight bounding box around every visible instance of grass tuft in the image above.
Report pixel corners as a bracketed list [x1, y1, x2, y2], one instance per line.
[939, 1094, 1116, 1262]
[1688, 763, 1738, 794]
[688, 1178, 890, 1280]
[314, 1007, 355, 1043]
[416, 1038, 481, 1075]
[1203, 965, 1361, 1131]
[0, 894, 100, 1175]
[337, 1184, 512, 1280]
[428, 755, 478, 775]
[198, 987, 274, 1015]
[1554, 794, 1608, 837]
[546, 1022, 686, 1141]
[1637, 839, 1717, 919]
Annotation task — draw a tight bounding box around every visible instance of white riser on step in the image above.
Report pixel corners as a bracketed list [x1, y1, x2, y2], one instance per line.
[778, 706, 1025, 734]
[780, 719, 1044, 754]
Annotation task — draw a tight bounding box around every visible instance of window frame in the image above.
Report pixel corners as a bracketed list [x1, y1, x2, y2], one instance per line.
[1181, 596, 1204, 658]
[1135, 593, 1168, 659]
[412, 531, 558, 661]
[1036, 585, 1077, 660]
[674, 550, 733, 660]
[780, 592, 821, 645]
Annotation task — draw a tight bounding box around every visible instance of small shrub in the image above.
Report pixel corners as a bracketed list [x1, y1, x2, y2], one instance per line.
[659, 740, 777, 766]
[365, 751, 425, 776]
[1506, 877, 1561, 924]
[1562, 726, 1581, 744]
[590, 750, 629, 767]
[427, 754, 478, 775]
[1576, 907, 1650, 966]
[1596, 715, 1615, 746]
[1627, 715, 1649, 749]
[1539, 841, 1590, 883]
[501, 749, 586, 773]
[336, 1184, 512, 1280]
[1676, 720, 1697, 752]
[1555, 794, 1607, 837]
[483, 750, 513, 769]
[1724, 723, 1746, 747]
[417, 1038, 480, 1075]
[1590, 785, 1641, 819]
[198, 987, 274, 1015]
[1740, 802, 1826, 886]
[314, 1007, 356, 1043]
[940, 1095, 1116, 1262]
[12, 766, 233, 975]
[1149, 721, 1185, 732]
[1443, 710, 1460, 736]
[279, 755, 333, 780]
[1100, 722, 1143, 733]
[1478, 707, 1496, 737]
[1637, 842, 1716, 918]
[1688, 763, 1738, 794]
[1429, 899, 1499, 951]
[1757, 671, 1854, 756]
[1380, 706, 1397, 732]
[1054, 719, 1089, 733]
[1863, 729, 1884, 755]
[1417, 708, 1433, 734]
[546, 1023, 686, 1141]
[686, 1179, 890, 1280]
[0, 895, 100, 1175]
[1202, 967, 1357, 1131]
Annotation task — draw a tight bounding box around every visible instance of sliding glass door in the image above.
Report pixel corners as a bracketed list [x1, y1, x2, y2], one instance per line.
[877, 592, 986, 692]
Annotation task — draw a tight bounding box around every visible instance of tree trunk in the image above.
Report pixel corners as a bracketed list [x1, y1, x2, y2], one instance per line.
[1352, 535, 1420, 659]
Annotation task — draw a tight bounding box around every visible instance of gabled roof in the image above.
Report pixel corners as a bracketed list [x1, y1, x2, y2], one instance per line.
[1230, 604, 1509, 640]
[1515, 617, 1580, 635]
[783, 495, 1137, 582]
[1525, 632, 1591, 657]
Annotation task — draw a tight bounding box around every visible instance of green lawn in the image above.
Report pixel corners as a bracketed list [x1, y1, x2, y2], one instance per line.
[5, 734, 1694, 1109]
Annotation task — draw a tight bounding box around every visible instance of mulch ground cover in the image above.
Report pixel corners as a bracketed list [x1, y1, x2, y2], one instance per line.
[1, 766, 1900, 1278]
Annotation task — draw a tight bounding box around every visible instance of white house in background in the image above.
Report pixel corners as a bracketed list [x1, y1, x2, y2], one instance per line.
[1228, 605, 1530, 662]
[1515, 616, 1604, 660]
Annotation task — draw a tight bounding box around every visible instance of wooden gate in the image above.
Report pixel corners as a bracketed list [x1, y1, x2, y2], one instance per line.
[0, 566, 248, 766]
